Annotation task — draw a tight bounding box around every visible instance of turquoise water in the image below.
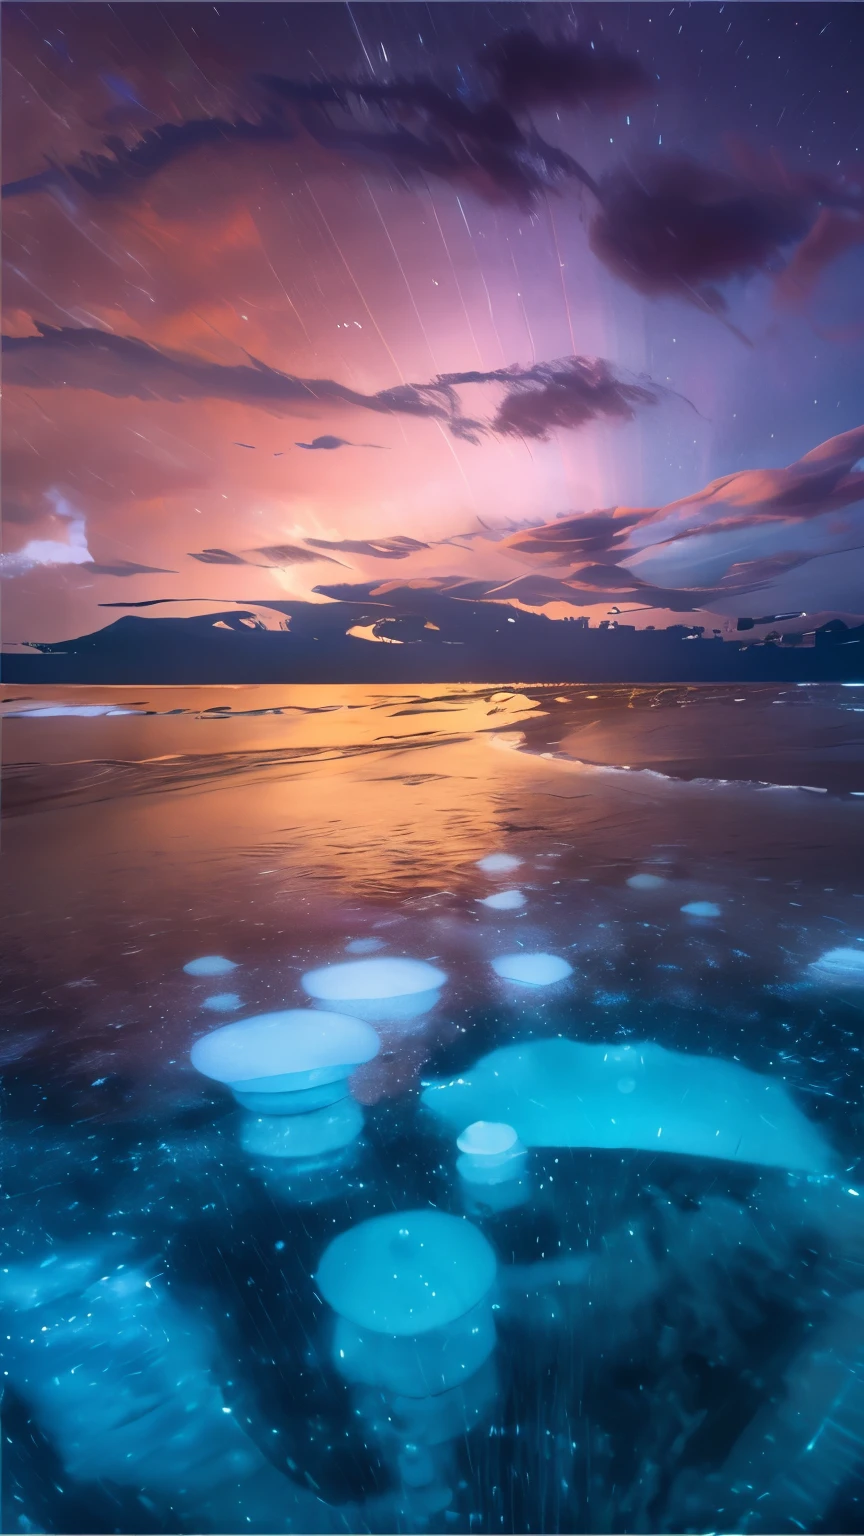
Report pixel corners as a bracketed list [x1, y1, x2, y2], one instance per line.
[2, 682, 864, 1534]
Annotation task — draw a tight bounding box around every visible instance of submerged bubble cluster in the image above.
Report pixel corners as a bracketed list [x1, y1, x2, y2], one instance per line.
[6, 695, 864, 1536]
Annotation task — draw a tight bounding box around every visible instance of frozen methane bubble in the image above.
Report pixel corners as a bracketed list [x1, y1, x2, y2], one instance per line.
[627, 873, 667, 890]
[240, 1098, 364, 1160]
[457, 1122, 519, 1157]
[476, 854, 523, 875]
[345, 937, 386, 954]
[318, 1209, 496, 1334]
[202, 992, 242, 1012]
[809, 947, 864, 987]
[456, 1122, 526, 1190]
[317, 1209, 498, 1396]
[479, 889, 526, 911]
[183, 955, 237, 977]
[680, 901, 722, 918]
[190, 1009, 379, 1113]
[301, 956, 446, 1024]
[303, 957, 445, 1001]
[491, 952, 572, 986]
[422, 1038, 835, 1174]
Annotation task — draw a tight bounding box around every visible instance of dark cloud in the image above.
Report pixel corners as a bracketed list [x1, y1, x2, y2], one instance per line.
[81, 559, 177, 577]
[258, 71, 595, 210]
[311, 572, 753, 616]
[189, 544, 346, 568]
[2, 114, 297, 200]
[305, 536, 429, 560]
[635, 424, 864, 543]
[435, 515, 549, 548]
[4, 31, 859, 325]
[501, 509, 651, 565]
[296, 436, 387, 451]
[2, 28, 639, 211]
[253, 544, 347, 567]
[487, 359, 670, 439]
[587, 156, 863, 324]
[99, 598, 206, 608]
[477, 30, 651, 111]
[188, 548, 249, 566]
[493, 429, 864, 613]
[485, 566, 771, 614]
[3, 326, 670, 444]
[504, 428, 864, 583]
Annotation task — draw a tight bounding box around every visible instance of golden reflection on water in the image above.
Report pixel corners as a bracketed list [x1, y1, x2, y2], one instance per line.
[0, 686, 545, 975]
[1, 683, 861, 995]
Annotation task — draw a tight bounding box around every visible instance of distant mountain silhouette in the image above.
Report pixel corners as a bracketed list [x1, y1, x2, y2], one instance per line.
[3, 589, 863, 684]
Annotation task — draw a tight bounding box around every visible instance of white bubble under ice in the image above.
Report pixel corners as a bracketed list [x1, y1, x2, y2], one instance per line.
[479, 889, 526, 911]
[345, 938, 386, 954]
[457, 1121, 519, 1156]
[476, 854, 523, 875]
[302, 957, 446, 1002]
[627, 873, 667, 890]
[202, 992, 242, 1012]
[456, 1120, 526, 1188]
[190, 1009, 379, 1087]
[491, 952, 572, 986]
[183, 955, 237, 977]
[680, 901, 722, 918]
[809, 947, 864, 987]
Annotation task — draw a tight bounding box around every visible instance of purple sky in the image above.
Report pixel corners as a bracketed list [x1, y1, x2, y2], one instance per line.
[3, 2, 864, 645]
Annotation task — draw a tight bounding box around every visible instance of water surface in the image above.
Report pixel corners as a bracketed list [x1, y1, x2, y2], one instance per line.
[3, 683, 864, 1534]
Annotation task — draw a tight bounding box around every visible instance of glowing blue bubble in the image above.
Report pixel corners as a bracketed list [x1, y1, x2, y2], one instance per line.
[457, 1122, 519, 1157]
[479, 889, 526, 911]
[302, 957, 446, 1002]
[422, 1038, 834, 1174]
[345, 937, 386, 954]
[333, 1305, 496, 1398]
[240, 1098, 364, 1160]
[318, 1210, 498, 1395]
[627, 873, 667, 890]
[317, 1209, 496, 1336]
[190, 1010, 379, 1113]
[680, 901, 722, 918]
[491, 953, 572, 986]
[318, 1210, 501, 1400]
[456, 1122, 526, 1189]
[809, 947, 864, 987]
[183, 955, 237, 977]
[202, 992, 242, 1012]
[477, 853, 523, 875]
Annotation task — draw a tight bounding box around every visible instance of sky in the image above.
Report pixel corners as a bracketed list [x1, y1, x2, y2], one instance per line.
[3, 1, 864, 647]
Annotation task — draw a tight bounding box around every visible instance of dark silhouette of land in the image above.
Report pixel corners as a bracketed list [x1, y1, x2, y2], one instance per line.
[3, 587, 863, 685]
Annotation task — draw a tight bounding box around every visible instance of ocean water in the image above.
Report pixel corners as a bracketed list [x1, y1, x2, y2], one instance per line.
[2, 681, 864, 1535]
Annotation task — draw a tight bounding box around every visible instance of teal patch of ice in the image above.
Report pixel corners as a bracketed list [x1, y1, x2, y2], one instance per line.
[422, 1038, 833, 1174]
